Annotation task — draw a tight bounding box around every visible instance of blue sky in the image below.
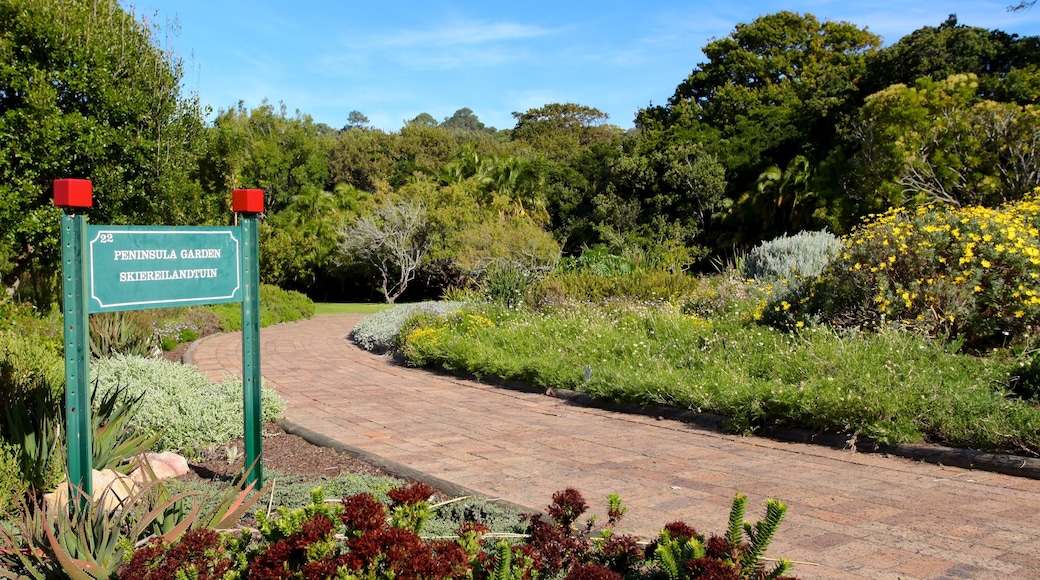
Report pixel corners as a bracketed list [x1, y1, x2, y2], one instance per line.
[123, 1, 1040, 131]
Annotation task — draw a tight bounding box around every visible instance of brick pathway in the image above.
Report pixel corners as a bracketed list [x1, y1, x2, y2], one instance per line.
[189, 314, 1040, 579]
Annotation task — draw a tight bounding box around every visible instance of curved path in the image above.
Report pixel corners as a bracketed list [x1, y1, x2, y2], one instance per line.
[189, 314, 1040, 579]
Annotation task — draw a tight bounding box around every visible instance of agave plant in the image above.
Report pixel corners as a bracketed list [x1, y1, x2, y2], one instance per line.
[3, 384, 64, 495]
[0, 470, 271, 579]
[90, 381, 160, 473]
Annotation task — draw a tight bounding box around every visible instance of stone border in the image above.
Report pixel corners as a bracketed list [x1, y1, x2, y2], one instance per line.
[277, 419, 543, 518]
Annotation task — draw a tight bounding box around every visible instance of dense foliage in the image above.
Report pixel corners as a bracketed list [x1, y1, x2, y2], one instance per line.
[0, 288, 308, 515]
[6, 3, 1040, 303]
[110, 484, 795, 580]
[92, 355, 284, 454]
[0, 0, 212, 297]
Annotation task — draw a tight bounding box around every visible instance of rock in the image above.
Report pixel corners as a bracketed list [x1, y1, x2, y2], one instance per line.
[43, 469, 140, 515]
[129, 451, 190, 483]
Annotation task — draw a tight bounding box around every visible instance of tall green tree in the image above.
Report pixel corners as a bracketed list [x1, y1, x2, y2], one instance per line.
[392, 123, 458, 186]
[511, 103, 616, 163]
[344, 110, 370, 130]
[442, 107, 487, 132]
[595, 137, 726, 268]
[638, 12, 879, 240]
[407, 112, 439, 127]
[328, 126, 396, 194]
[862, 15, 1040, 100]
[261, 183, 369, 289]
[198, 101, 331, 214]
[0, 0, 208, 295]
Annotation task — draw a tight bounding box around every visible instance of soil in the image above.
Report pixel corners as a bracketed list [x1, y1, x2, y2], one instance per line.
[162, 342, 191, 364]
[177, 423, 393, 484]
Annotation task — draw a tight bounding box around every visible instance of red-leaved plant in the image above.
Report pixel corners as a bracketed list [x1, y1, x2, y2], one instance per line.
[112, 484, 798, 580]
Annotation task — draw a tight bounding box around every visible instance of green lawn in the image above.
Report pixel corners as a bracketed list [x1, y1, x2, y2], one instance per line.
[314, 302, 393, 315]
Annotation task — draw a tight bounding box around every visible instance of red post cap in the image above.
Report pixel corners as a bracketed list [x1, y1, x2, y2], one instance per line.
[233, 189, 264, 213]
[53, 179, 93, 208]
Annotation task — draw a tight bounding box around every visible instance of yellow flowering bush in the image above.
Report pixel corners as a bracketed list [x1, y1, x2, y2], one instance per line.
[768, 192, 1040, 349]
[400, 309, 496, 366]
[401, 324, 447, 366]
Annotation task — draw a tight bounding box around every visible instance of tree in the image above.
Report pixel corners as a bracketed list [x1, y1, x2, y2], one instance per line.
[752, 155, 815, 230]
[328, 127, 396, 194]
[0, 0, 208, 296]
[596, 139, 727, 267]
[260, 183, 369, 288]
[344, 110, 370, 130]
[198, 101, 331, 213]
[512, 103, 615, 162]
[407, 112, 438, 127]
[848, 74, 1040, 210]
[862, 15, 1040, 100]
[338, 200, 431, 303]
[442, 107, 486, 132]
[453, 216, 561, 283]
[637, 12, 879, 240]
[392, 123, 457, 186]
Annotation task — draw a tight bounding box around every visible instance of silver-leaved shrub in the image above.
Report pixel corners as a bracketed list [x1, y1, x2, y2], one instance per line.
[743, 229, 841, 283]
[91, 355, 285, 455]
[350, 301, 464, 353]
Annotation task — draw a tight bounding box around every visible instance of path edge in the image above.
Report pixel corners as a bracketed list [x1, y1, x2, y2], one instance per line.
[277, 418, 543, 518]
[444, 369, 1040, 481]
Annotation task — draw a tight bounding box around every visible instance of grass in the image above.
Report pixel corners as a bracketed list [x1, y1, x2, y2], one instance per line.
[399, 298, 1040, 455]
[314, 302, 394, 315]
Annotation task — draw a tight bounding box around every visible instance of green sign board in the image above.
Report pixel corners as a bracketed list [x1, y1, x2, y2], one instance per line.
[58, 181, 266, 499]
[87, 226, 242, 313]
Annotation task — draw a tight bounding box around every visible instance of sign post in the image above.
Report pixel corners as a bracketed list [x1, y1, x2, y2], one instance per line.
[234, 189, 264, 487]
[54, 180, 265, 495]
[55, 179, 94, 503]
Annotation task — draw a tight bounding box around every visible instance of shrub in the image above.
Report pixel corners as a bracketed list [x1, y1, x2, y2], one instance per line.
[679, 274, 755, 319]
[3, 473, 270, 579]
[1, 330, 65, 493]
[527, 269, 703, 306]
[0, 440, 25, 516]
[155, 319, 200, 351]
[350, 301, 464, 353]
[776, 194, 1040, 349]
[0, 329, 64, 397]
[91, 355, 284, 455]
[480, 261, 534, 308]
[207, 284, 315, 331]
[559, 248, 636, 277]
[400, 301, 1040, 454]
[743, 230, 841, 283]
[0, 301, 61, 349]
[154, 307, 222, 350]
[114, 486, 796, 580]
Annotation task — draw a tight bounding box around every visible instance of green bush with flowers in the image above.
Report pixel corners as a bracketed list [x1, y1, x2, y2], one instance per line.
[764, 192, 1040, 351]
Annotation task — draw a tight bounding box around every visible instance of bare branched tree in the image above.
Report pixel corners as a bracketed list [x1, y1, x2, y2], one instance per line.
[338, 200, 430, 303]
